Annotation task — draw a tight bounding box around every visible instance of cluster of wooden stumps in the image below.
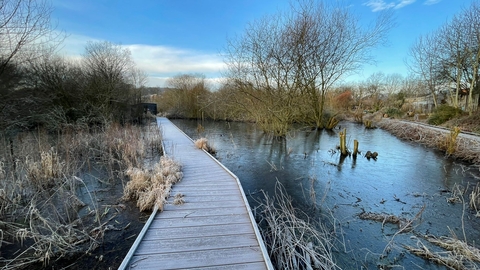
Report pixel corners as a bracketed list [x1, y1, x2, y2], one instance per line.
[338, 128, 377, 160]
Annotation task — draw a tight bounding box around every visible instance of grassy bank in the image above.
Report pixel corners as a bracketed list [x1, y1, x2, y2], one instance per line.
[376, 119, 480, 166]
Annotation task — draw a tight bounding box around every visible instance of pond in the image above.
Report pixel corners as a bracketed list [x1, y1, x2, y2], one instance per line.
[171, 119, 480, 269]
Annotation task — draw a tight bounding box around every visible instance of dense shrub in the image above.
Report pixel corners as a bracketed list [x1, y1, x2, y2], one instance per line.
[427, 105, 463, 125]
[385, 107, 403, 118]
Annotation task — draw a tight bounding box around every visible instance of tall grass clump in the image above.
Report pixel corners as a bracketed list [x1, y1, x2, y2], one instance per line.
[446, 126, 461, 155]
[194, 137, 216, 155]
[254, 183, 340, 270]
[428, 105, 463, 125]
[0, 122, 163, 269]
[123, 156, 182, 211]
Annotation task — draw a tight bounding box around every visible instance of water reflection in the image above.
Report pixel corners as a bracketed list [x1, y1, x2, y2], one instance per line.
[171, 118, 480, 269]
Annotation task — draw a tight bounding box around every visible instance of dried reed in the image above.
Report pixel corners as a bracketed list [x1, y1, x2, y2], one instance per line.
[194, 137, 216, 155]
[173, 193, 185, 205]
[0, 123, 164, 269]
[254, 182, 340, 270]
[377, 119, 480, 165]
[404, 232, 480, 269]
[470, 183, 480, 215]
[123, 156, 182, 211]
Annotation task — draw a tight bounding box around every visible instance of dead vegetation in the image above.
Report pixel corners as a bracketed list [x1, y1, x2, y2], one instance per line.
[469, 183, 480, 216]
[399, 184, 480, 269]
[253, 182, 341, 270]
[0, 123, 163, 269]
[358, 212, 413, 232]
[194, 137, 217, 155]
[123, 157, 183, 211]
[377, 119, 480, 165]
[404, 233, 480, 270]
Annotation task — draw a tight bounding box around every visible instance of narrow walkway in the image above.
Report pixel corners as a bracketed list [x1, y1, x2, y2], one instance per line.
[119, 117, 272, 269]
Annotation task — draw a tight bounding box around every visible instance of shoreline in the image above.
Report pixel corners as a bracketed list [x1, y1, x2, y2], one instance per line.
[376, 118, 480, 168]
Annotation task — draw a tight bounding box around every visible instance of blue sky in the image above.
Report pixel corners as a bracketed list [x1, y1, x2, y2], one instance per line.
[52, 0, 473, 88]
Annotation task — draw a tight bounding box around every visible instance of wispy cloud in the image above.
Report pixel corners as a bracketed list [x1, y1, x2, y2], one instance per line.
[395, 0, 416, 9]
[423, 0, 441, 5]
[363, 0, 416, 12]
[126, 44, 225, 75]
[57, 33, 226, 87]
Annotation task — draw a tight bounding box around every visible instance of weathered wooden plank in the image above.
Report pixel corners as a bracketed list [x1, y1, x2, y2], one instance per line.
[162, 200, 246, 211]
[169, 188, 246, 197]
[169, 188, 240, 197]
[127, 246, 265, 269]
[177, 175, 236, 183]
[170, 184, 239, 191]
[175, 179, 238, 186]
[150, 213, 251, 228]
[182, 169, 232, 177]
[143, 223, 254, 240]
[188, 262, 268, 270]
[159, 206, 247, 218]
[134, 234, 259, 255]
[165, 194, 244, 204]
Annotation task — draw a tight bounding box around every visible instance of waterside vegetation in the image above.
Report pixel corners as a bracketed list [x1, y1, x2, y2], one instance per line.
[0, 123, 165, 269]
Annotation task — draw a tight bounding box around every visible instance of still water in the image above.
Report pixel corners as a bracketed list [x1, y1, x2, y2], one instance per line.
[171, 119, 480, 269]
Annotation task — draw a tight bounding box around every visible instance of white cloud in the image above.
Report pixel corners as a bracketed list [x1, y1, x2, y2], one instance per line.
[423, 0, 441, 5]
[56, 33, 227, 87]
[125, 44, 225, 74]
[363, 0, 396, 11]
[125, 44, 226, 87]
[363, 0, 416, 11]
[395, 0, 416, 9]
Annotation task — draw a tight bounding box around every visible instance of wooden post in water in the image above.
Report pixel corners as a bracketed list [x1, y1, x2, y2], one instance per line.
[353, 139, 359, 157]
[339, 128, 347, 156]
[364, 120, 372, 129]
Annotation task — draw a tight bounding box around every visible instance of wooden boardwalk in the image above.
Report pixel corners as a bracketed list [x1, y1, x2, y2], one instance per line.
[119, 117, 273, 270]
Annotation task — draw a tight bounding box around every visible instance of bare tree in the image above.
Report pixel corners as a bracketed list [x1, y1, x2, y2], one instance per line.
[409, 1, 480, 112]
[407, 33, 443, 107]
[164, 73, 209, 118]
[81, 41, 139, 122]
[225, 0, 394, 134]
[0, 0, 62, 75]
[462, 1, 480, 113]
[384, 73, 404, 96]
[437, 16, 470, 108]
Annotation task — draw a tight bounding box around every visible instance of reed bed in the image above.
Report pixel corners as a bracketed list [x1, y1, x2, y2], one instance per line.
[253, 183, 340, 270]
[0, 122, 164, 269]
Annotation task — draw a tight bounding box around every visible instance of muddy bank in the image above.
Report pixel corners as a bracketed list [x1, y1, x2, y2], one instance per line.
[377, 118, 480, 167]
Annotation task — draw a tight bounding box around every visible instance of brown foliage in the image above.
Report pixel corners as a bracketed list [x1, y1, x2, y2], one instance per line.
[123, 157, 183, 212]
[377, 119, 480, 165]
